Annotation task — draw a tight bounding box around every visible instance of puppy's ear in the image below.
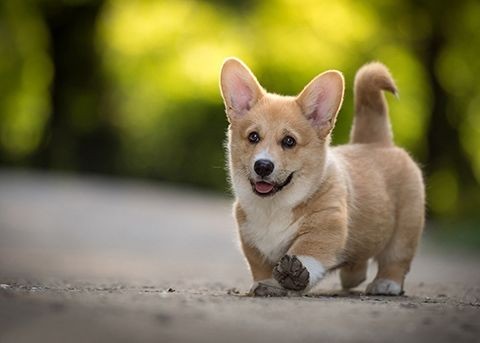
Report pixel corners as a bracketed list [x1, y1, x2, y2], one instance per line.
[296, 71, 344, 137]
[220, 58, 264, 120]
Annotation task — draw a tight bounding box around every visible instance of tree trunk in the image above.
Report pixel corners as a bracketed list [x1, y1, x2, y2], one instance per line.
[421, 2, 477, 189]
[34, 0, 119, 174]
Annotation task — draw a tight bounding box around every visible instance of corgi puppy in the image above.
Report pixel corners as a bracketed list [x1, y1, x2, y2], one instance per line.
[220, 58, 425, 296]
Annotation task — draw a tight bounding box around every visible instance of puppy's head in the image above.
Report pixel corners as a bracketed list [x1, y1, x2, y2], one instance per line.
[220, 58, 344, 203]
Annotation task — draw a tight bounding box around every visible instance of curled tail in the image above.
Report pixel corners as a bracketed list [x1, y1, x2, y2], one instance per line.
[349, 62, 397, 146]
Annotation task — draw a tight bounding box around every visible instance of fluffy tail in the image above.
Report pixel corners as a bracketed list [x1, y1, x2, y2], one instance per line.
[349, 62, 397, 146]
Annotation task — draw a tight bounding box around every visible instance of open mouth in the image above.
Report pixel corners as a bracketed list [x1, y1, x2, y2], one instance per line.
[250, 173, 294, 197]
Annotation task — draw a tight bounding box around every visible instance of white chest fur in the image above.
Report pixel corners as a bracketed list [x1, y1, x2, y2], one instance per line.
[239, 202, 300, 263]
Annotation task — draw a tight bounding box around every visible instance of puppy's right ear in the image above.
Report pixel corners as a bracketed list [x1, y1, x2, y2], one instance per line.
[220, 58, 264, 121]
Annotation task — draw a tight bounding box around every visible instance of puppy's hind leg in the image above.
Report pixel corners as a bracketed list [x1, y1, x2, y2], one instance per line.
[340, 260, 368, 290]
[366, 199, 424, 296]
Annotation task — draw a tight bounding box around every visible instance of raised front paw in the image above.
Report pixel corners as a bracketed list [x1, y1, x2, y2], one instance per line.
[272, 255, 310, 291]
[249, 279, 288, 297]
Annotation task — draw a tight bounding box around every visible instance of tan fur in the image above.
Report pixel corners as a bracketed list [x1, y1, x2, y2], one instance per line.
[220, 58, 424, 295]
[350, 62, 398, 146]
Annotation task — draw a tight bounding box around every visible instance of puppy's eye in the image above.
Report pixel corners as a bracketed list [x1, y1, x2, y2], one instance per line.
[248, 132, 260, 144]
[282, 136, 296, 149]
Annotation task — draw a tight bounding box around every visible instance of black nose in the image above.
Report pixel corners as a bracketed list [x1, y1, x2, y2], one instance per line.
[254, 159, 274, 177]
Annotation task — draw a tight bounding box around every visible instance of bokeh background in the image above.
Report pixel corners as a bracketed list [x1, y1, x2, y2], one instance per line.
[0, 0, 479, 246]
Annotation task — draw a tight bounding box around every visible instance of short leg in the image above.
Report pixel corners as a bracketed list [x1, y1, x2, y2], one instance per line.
[366, 199, 424, 296]
[237, 203, 287, 297]
[366, 253, 413, 295]
[239, 235, 286, 296]
[273, 253, 330, 292]
[273, 213, 348, 292]
[340, 260, 368, 290]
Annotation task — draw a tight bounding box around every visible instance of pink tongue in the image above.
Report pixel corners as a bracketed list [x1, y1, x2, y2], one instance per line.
[255, 182, 274, 194]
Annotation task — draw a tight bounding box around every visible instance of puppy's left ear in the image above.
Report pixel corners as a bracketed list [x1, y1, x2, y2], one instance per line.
[296, 71, 344, 137]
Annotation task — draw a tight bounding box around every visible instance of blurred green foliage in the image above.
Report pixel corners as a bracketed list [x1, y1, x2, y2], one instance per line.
[0, 0, 51, 158]
[0, 0, 479, 220]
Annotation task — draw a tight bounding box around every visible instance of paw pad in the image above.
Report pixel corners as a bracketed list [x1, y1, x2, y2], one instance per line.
[273, 255, 310, 291]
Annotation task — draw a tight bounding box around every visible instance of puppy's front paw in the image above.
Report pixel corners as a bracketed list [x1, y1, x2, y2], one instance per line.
[273, 255, 310, 291]
[366, 278, 403, 296]
[249, 280, 288, 297]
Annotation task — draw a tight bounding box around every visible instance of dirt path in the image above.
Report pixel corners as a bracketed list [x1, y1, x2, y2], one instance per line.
[0, 171, 479, 343]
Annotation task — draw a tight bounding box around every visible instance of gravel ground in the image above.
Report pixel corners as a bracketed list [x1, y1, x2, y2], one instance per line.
[0, 170, 479, 343]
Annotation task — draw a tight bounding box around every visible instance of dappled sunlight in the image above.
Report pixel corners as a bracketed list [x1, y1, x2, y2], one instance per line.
[428, 168, 459, 216]
[0, 1, 51, 159]
[377, 44, 431, 157]
[96, 0, 432, 183]
[0, 0, 479, 219]
[461, 97, 480, 184]
[98, 1, 242, 102]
